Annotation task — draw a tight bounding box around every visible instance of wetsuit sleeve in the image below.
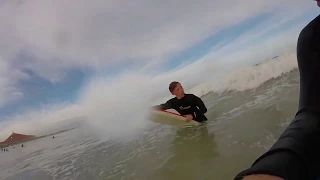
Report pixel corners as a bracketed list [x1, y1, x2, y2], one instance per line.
[234, 14, 320, 180]
[234, 111, 318, 180]
[153, 100, 172, 110]
[192, 94, 207, 119]
[235, 151, 306, 180]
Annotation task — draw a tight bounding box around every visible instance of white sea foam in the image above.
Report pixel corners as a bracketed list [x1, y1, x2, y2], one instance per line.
[188, 52, 298, 97]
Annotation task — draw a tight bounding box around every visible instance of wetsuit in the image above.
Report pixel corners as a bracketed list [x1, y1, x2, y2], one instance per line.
[153, 93, 208, 122]
[235, 14, 320, 180]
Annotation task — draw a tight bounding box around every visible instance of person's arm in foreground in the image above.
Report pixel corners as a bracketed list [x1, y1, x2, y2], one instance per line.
[152, 100, 172, 110]
[235, 10, 320, 180]
[242, 175, 283, 180]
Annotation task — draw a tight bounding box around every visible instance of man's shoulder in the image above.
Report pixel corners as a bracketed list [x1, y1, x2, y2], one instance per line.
[185, 93, 199, 98]
[167, 97, 177, 103]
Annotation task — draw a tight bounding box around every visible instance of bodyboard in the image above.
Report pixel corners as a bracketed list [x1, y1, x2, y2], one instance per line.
[149, 109, 200, 128]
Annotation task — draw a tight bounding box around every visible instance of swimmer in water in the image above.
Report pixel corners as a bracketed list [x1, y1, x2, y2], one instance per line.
[153, 81, 208, 123]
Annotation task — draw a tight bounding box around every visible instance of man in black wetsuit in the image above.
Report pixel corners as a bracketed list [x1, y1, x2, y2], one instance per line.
[153, 81, 208, 123]
[235, 2, 320, 180]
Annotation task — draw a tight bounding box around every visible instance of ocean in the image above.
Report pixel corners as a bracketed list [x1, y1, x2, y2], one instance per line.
[0, 53, 300, 180]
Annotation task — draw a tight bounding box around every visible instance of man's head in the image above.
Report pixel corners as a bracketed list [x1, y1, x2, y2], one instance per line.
[169, 81, 185, 99]
[316, 0, 320, 7]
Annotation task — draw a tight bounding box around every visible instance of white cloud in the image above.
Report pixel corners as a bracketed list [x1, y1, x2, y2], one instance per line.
[0, 0, 318, 140]
[0, 0, 315, 68]
[0, 57, 29, 108]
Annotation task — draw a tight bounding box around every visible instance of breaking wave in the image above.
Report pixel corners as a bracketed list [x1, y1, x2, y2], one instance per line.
[188, 52, 298, 97]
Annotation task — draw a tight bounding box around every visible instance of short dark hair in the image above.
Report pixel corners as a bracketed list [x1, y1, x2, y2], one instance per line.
[169, 81, 180, 92]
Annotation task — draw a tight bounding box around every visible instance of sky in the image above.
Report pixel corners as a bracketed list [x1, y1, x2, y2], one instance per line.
[0, 0, 319, 141]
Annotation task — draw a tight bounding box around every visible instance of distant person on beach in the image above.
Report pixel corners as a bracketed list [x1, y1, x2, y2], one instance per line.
[235, 3, 320, 180]
[153, 81, 208, 123]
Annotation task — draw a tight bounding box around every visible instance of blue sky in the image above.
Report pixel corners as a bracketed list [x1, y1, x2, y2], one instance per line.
[0, 0, 318, 139]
